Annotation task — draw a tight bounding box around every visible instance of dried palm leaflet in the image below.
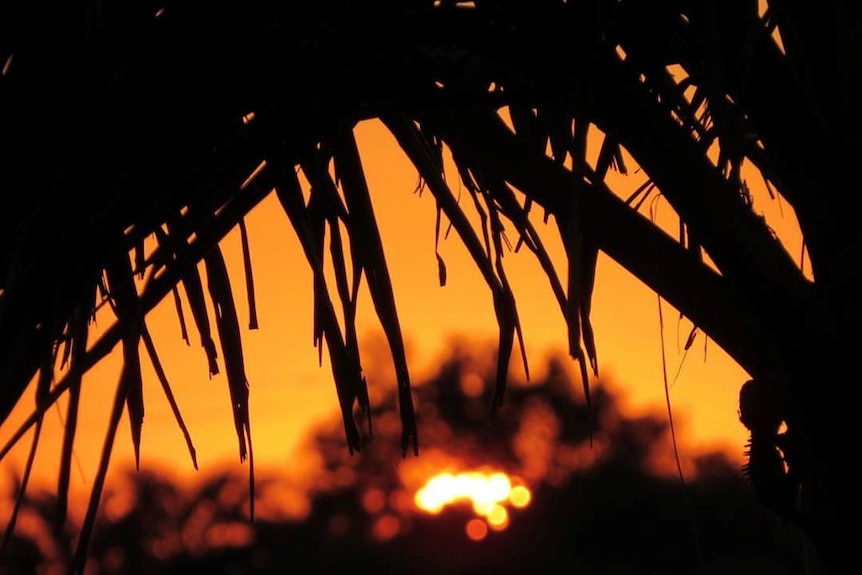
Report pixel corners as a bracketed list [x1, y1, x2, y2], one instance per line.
[153, 224, 192, 345]
[299, 151, 331, 369]
[171, 284, 190, 342]
[463, 163, 533, 410]
[331, 128, 417, 454]
[156, 212, 216, 372]
[202, 244, 255, 519]
[670, 76, 711, 144]
[301, 146, 371, 434]
[472, 173, 568, 320]
[656, 292, 703, 562]
[495, 108, 601, 426]
[54, 299, 91, 535]
[327, 217, 371, 432]
[537, 102, 574, 166]
[272, 159, 363, 454]
[414, 106, 601, 425]
[380, 112, 502, 282]
[624, 177, 658, 212]
[238, 217, 259, 330]
[380, 114, 527, 417]
[593, 131, 628, 182]
[104, 250, 146, 471]
[179, 258, 221, 377]
[0, 345, 53, 553]
[140, 322, 199, 470]
[488, 201, 530, 412]
[0, 166, 274, 469]
[0, 228, 75, 419]
[594, 50, 811, 310]
[434, 197, 448, 287]
[454, 157, 494, 262]
[156, 129, 285, 377]
[69, 352, 137, 575]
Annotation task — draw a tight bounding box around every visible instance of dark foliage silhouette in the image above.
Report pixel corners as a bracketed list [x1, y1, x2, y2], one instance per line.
[1, 347, 816, 574]
[1, 0, 859, 570]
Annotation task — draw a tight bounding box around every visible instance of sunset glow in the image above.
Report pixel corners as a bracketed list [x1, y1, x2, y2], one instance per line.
[414, 470, 531, 538]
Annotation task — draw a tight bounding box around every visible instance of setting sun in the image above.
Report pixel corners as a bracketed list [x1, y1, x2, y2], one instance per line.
[414, 470, 531, 538]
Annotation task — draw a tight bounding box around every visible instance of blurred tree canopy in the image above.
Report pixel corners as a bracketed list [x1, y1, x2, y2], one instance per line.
[1, 0, 859, 571]
[1, 347, 815, 574]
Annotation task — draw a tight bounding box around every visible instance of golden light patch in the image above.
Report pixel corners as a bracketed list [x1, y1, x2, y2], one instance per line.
[509, 485, 531, 508]
[486, 504, 509, 530]
[414, 469, 531, 536]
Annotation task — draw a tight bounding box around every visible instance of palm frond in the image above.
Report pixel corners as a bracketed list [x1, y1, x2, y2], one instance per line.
[203, 246, 255, 518]
[273, 160, 363, 454]
[331, 129, 417, 454]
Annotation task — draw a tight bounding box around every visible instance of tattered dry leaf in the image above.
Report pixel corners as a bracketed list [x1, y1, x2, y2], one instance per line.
[70, 371, 131, 575]
[331, 129, 417, 455]
[0, 352, 53, 553]
[55, 308, 89, 535]
[274, 159, 362, 454]
[105, 253, 146, 471]
[203, 246, 255, 520]
[382, 114, 529, 420]
[180, 263, 221, 377]
[141, 323, 198, 469]
[238, 218, 259, 330]
[171, 285, 190, 345]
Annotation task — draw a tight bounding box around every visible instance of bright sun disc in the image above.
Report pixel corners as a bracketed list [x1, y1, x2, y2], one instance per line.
[414, 470, 532, 534]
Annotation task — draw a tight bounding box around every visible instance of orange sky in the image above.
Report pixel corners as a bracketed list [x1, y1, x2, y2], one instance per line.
[0, 115, 806, 503]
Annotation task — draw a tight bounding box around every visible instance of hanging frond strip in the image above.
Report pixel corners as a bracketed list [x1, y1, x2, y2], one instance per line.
[203, 246, 254, 515]
[273, 161, 363, 454]
[54, 306, 89, 535]
[239, 218, 259, 330]
[141, 323, 198, 469]
[180, 262, 220, 377]
[331, 128, 418, 455]
[171, 285, 190, 345]
[105, 252, 145, 471]
[381, 114, 525, 416]
[301, 151, 372, 432]
[69, 369, 131, 575]
[0, 352, 52, 553]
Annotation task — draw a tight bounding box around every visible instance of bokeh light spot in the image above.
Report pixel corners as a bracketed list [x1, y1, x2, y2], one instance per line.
[509, 485, 532, 508]
[460, 372, 485, 398]
[486, 504, 509, 530]
[466, 518, 488, 541]
[361, 488, 386, 514]
[372, 513, 401, 542]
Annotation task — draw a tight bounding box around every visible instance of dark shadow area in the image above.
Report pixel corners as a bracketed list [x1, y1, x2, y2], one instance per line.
[1, 343, 815, 574]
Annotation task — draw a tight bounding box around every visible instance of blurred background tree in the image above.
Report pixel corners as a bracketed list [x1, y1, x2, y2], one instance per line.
[1, 346, 814, 574]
